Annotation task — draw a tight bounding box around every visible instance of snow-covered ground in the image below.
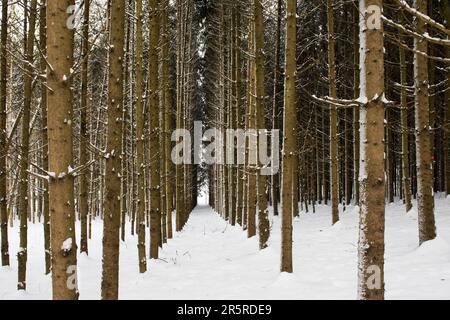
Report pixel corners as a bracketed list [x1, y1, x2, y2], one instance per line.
[1, 195, 449, 300]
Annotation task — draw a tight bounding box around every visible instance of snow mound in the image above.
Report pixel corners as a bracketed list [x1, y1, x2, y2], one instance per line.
[415, 237, 450, 258]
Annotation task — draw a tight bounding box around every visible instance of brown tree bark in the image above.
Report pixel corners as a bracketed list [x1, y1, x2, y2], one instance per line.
[353, 1, 360, 207]
[101, 0, 126, 300]
[414, 0, 436, 245]
[148, 0, 161, 260]
[271, 0, 282, 217]
[161, 0, 173, 240]
[0, 0, 9, 267]
[47, 0, 79, 300]
[79, 0, 90, 255]
[246, 20, 257, 239]
[327, 0, 339, 225]
[399, 24, 412, 213]
[175, 0, 186, 232]
[254, 0, 269, 249]
[443, 1, 450, 196]
[39, 0, 50, 274]
[18, 0, 37, 291]
[357, 0, 385, 300]
[135, 0, 147, 273]
[281, 0, 297, 273]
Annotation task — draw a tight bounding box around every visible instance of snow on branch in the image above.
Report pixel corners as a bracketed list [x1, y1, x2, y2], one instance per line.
[394, 0, 450, 37]
[382, 15, 450, 47]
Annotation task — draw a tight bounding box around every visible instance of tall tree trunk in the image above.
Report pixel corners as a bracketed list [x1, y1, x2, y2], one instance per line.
[18, 0, 37, 291]
[399, 25, 412, 213]
[353, 1, 360, 207]
[0, 0, 9, 267]
[47, 0, 79, 300]
[281, 0, 297, 273]
[175, 0, 186, 232]
[235, 6, 244, 227]
[161, 0, 173, 240]
[357, 0, 385, 300]
[230, 5, 237, 226]
[79, 0, 90, 255]
[149, 0, 161, 259]
[414, 0, 436, 245]
[254, 0, 269, 249]
[327, 0, 339, 225]
[246, 20, 257, 239]
[271, 0, 282, 217]
[442, 1, 450, 196]
[101, 0, 126, 300]
[39, 0, 50, 274]
[135, 0, 147, 273]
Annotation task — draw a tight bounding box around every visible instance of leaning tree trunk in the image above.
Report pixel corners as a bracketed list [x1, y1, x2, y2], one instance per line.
[47, 0, 79, 300]
[281, 0, 297, 273]
[101, 0, 126, 300]
[357, 0, 385, 300]
[0, 0, 9, 267]
[414, 0, 436, 245]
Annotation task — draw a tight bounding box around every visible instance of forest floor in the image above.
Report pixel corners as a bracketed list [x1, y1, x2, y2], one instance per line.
[1, 195, 450, 300]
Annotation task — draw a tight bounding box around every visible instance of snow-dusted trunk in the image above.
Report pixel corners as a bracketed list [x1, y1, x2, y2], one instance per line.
[327, 0, 339, 225]
[357, 0, 385, 300]
[47, 0, 79, 300]
[101, 0, 125, 300]
[18, 0, 37, 291]
[135, 0, 147, 274]
[0, 0, 9, 267]
[280, 0, 297, 273]
[414, 0, 436, 245]
[148, 0, 161, 260]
